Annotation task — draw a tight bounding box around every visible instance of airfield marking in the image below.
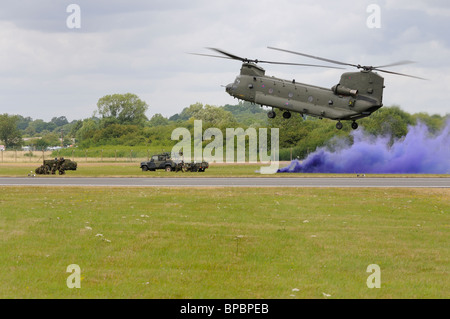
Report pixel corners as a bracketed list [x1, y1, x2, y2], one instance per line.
[0, 177, 449, 188]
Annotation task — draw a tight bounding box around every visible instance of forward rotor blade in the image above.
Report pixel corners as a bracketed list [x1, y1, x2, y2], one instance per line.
[268, 46, 358, 68]
[375, 68, 427, 80]
[193, 48, 344, 69]
[374, 60, 416, 69]
[253, 60, 345, 69]
[207, 48, 247, 62]
[188, 52, 235, 60]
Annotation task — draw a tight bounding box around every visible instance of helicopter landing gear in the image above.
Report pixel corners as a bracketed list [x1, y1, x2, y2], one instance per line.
[336, 121, 343, 130]
[351, 121, 359, 130]
[282, 111, 291, 119]
[267, 110, 276, 119]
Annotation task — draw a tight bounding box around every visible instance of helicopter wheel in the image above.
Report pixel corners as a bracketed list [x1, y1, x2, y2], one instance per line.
[267, 110, 276, 119]
[336, 121, 343, 130]
[351, 121, 359, 130]
[282, 111, 291, 119]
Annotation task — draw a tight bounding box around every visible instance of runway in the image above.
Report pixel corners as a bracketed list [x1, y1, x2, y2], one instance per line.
[0, 177, 449, 188]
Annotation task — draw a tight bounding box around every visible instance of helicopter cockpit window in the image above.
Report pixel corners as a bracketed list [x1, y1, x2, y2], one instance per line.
[232, 77, 241, 89]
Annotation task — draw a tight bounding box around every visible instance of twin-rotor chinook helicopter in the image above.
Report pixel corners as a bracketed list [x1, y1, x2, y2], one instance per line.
[191, 47, 424, 130]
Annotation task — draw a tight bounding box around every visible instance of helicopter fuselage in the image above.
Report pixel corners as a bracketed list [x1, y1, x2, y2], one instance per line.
[226, 63, 384, 124]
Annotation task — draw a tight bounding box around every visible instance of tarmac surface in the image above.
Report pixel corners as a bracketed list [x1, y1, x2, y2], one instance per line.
[0, 177, 449, 188]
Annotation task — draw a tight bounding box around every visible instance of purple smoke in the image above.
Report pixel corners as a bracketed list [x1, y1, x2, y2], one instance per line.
[278, 122, 450, 174]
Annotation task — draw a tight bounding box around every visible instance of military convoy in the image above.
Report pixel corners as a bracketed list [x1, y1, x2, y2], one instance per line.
[35, 158, 77, 175]
[140, 152, 209, 172]
[33, 153, 207, 175]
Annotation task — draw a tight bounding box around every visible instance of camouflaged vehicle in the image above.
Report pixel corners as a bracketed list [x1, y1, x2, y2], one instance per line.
[35, 158, 77, 175]
[140, 152, 209, 172]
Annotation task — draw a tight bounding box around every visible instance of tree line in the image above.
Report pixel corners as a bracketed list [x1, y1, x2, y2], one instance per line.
[1, 93, 448, 160]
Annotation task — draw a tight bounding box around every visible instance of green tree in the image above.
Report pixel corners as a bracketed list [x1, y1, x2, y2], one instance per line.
[171, 103, 238, 128]
[70, 120, 83, 138]
[192, 104, 238, 128]
[359, 106, 414, 140]
[33, 132, 61, 149]
[16, 115, 33, 131]
[148, 113, 170, 127]
[170, 102, 204, 122]
[25, 119, 46, 135]
[51, 116, 69, 127]
[412, 112, 447, 133]
[223, 101, 268, 127]
[75, 118, 100, 147]
[97, 93, 149, 125]
[0, 114, 23, 148]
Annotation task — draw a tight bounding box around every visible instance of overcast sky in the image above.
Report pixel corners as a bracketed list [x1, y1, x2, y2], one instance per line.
[0, 0, 449, 121]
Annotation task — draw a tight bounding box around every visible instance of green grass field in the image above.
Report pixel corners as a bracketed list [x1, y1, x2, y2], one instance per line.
[0, 186, 448, 298]
[0, 162, 269, 177]
[1, 162, 449, 178]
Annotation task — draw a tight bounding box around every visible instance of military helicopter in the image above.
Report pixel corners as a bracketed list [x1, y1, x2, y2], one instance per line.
[191, 47, 424, 130]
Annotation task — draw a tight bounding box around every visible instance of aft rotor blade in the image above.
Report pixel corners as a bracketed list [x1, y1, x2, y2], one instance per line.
[267, 46, 358, 68]
[269, 46, 426, 79]
[375, 68, 427, 80]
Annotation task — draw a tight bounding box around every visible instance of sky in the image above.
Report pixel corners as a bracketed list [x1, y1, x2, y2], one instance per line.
[0, 0, 449, 122]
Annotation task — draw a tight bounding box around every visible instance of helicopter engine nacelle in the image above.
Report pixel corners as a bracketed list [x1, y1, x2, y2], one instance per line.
[332, 84, 358, 96]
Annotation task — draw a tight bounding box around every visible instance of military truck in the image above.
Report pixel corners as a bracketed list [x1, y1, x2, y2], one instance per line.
[140, 152, 209, 172]
[35, 158, 77, 175]
[181, 161, 209, 172]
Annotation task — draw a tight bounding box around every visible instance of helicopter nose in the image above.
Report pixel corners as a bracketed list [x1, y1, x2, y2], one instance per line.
[225, 83, 233, 93]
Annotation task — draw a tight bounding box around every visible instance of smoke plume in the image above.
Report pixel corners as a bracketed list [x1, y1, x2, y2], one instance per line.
[278, 122, 450, 174]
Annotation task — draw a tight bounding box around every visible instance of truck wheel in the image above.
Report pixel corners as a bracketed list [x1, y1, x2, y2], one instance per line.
[165, 166, 172, 172]
[142, 166, 148, 171]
